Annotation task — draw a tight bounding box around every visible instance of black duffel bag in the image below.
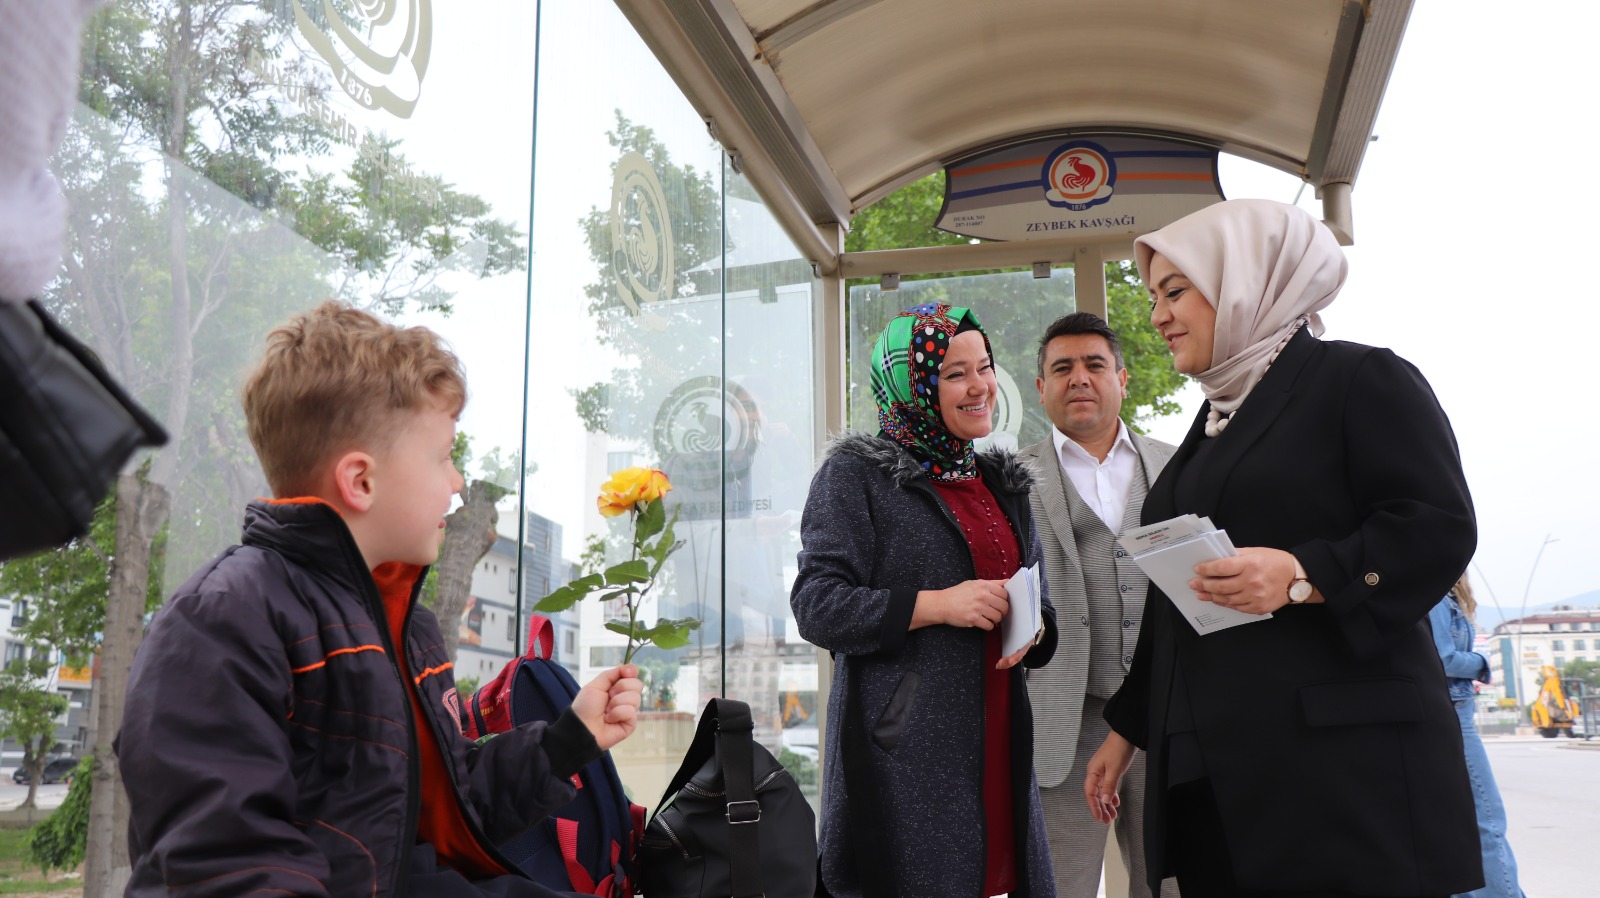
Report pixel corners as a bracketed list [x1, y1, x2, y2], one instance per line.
[0, 300, 167, 560]
[640, 697, 817, 898]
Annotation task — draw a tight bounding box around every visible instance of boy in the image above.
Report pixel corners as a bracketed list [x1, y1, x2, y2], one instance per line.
[117, 302, 642, 897]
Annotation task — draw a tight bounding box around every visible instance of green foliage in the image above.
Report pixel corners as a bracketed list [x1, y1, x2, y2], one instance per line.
[25, 758, 94, 873]
[0, 485, 166, 666]
[579, 534, 608, 578]
[570, 113, 724, 436]
[0, 657, 71, 805]
[1561, 659, 1600, 692]
[777, 747, 818, 787]
[454, 675, 481, 699]
[1105, 261, 1189, 427]
[845, 172, 997, 283]
[281, 135, 527, 316]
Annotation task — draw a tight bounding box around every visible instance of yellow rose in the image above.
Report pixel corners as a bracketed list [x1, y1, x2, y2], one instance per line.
[596, 467, 673, 517]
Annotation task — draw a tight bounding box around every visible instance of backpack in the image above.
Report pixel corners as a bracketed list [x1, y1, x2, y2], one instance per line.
[639, 697, 818, 898]
[459, 614, 646, 898]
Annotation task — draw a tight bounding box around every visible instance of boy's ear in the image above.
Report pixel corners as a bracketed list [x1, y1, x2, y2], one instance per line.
[332, 451, 378, 513]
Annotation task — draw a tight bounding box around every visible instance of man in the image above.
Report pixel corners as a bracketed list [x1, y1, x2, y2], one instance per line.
[1020, 312, 1178, 898]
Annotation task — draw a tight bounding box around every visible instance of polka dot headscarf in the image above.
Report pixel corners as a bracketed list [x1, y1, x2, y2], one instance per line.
[869, 302, 991, 482]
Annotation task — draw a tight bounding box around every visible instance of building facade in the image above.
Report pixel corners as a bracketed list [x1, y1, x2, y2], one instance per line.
[1487, 605, 1600, 704]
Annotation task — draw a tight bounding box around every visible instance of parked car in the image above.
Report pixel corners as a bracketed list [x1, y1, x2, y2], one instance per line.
[12, 757, 77, 785]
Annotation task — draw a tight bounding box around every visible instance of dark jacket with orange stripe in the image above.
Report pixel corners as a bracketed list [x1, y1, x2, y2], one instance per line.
[117, 500, 599, 897]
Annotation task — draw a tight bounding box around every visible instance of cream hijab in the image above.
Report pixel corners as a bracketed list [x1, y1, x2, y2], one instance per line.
[1134, 199, 1347, 435]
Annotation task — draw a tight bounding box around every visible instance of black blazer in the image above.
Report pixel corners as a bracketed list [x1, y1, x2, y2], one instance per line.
[1105, 329, 1482, 895]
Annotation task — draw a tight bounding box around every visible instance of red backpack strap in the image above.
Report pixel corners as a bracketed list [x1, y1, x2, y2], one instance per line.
[526, 613, 555, 660]
[556, 817, 597, 893]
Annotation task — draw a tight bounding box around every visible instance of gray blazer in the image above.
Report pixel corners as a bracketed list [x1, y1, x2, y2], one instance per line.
[1018, 429, 1175, 787]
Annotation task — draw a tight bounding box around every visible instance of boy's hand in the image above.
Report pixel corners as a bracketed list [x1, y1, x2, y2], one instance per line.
[572, 664, 643, 751]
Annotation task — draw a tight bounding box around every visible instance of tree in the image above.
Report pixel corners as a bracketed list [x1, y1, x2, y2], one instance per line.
[0, 655, 71, 811]
[1562, 659, 1600, 693]
[0, 491, 165, 668]
[570, 111, 725, 436]
[28, 756, 95, 874]
[429, 434, 520, 663]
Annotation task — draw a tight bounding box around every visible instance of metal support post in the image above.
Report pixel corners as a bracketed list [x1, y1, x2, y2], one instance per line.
[1075, 243, 1107, 320]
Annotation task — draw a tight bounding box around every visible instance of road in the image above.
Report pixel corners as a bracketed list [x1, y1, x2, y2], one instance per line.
[1487, 735, 1598, 897]
[0, 780, 68, 812]
[1088, 735, 1598, 898]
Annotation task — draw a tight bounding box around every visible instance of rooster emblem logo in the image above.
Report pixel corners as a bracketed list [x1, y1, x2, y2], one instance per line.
[1043, 142, 1116, 211]
[610, 152, 675, 314]
[291, 0, 432, 119]
[653, 377, 759, 491]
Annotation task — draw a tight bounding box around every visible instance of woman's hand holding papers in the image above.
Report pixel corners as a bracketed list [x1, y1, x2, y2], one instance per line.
[911, 579, 1010, 631]
[1189, 547, 1323, 615]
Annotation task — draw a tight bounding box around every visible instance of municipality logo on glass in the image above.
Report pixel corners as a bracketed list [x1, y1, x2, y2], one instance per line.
[292, 0, 433, 118]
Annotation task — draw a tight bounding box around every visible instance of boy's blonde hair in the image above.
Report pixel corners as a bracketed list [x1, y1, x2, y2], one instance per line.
[242, 301, 466, 497]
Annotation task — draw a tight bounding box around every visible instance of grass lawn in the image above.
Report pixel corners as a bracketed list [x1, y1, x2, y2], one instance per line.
[0, 828, 80, 895]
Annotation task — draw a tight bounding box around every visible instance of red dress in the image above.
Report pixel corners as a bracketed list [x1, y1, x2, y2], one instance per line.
[934, 477, 1020, 897]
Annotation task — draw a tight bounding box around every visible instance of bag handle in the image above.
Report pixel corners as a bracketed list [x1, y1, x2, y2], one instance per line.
[524, 613, 555, 661]
[653, 698, 764, 898]
[714, 700, 763, 898]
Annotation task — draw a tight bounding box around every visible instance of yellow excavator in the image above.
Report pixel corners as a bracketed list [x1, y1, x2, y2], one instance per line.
[1529, 665, 1582, 738]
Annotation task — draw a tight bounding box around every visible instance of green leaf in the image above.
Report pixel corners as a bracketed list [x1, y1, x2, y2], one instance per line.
[533, 573, 604, 612]
[646, 519, 681, 574]
[605, 560, 650, 585]
[635, 497, 666, 541]
[605, 618, 649, 640]
[644, 617, 701, 650]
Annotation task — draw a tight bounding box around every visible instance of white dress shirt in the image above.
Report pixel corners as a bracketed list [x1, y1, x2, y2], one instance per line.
[1052, 420, 1138, 528]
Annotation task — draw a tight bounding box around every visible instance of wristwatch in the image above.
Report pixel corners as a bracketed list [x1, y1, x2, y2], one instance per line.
[1287, 557, 1313, 603]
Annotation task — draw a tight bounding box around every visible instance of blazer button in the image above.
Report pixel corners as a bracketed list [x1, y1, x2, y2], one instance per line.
[1119, 584, 1131, 593]
[1122, 654, 1133, 665]
[1115, 549, 1127, 558]
[1123, 619, 1134, 628]
[1364, 572, 1381, 587]
[1080, 615, 1090, 627]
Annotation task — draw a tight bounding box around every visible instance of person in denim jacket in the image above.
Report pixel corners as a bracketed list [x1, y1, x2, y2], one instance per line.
[1428, 575, 1528, 898]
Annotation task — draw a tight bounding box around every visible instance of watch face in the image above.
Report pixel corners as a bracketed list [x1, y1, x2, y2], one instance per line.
[1289, 580, 1313, 602]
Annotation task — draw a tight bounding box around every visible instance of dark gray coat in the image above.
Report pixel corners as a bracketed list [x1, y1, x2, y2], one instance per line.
[791, 433, 1059, 898]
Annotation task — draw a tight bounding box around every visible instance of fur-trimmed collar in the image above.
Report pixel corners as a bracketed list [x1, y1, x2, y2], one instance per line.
[825, 431, 1034, 493]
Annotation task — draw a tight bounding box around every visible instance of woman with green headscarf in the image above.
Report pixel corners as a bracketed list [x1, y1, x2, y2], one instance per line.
[791, 302, 1059, 898]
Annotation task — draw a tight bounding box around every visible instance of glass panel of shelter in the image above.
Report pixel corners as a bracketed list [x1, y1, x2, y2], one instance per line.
[524, 0, 822, 815]
[39, 0, 536, 764]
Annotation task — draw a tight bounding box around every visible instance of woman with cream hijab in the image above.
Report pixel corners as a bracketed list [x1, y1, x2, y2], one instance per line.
[1082, 200, 1481, 898]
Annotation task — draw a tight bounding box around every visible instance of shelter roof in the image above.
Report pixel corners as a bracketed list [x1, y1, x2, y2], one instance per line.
[618, 0, 1412, 252]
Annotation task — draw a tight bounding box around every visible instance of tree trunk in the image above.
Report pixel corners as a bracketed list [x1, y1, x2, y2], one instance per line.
[19, 739, 42, 810]
[81, 473, 170, 897]
[84, 8, 196, 891]
[433, 481, 501, 662]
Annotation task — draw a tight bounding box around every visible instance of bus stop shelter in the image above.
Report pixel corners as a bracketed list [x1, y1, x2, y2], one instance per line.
[608, 4, 1415, 893]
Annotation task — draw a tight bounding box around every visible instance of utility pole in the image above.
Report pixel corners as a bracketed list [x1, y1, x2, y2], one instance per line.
[1514, 534, 1558, 709]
